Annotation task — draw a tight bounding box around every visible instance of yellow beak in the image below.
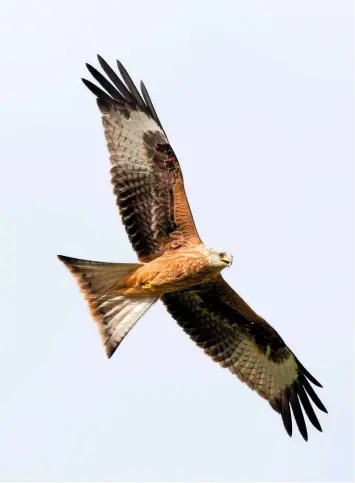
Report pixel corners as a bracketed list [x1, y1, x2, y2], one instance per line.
[221, 254, 233, 267]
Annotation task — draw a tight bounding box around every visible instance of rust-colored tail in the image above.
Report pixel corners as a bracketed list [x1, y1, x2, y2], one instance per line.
[58, 255, 157, 358]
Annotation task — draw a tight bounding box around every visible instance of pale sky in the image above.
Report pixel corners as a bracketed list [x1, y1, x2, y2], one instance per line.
[0, 1, 353, 481]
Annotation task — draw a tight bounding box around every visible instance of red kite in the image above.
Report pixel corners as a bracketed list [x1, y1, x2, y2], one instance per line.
[58, 55, 327, 441]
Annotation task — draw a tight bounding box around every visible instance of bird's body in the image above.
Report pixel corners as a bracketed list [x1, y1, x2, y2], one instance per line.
[122, 245, 233, 296]
[58, 55, 327, 441]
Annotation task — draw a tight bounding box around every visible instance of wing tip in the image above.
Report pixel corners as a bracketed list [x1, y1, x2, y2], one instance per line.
[275, 364, 327, 440]
[296, 357, 323, 387]
[319, 404, 328, 414]
[83, 55, 163, 127]
[281, 391, 293, 438]
[104, 344, 115, 359]
[116, 58, 124, 71]
[284, 422, 293, 438]
[57, 254, 72, 265]
[82, 77, 114, 105]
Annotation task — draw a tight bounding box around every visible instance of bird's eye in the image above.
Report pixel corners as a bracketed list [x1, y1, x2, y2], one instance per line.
[218, 252, 225, 259]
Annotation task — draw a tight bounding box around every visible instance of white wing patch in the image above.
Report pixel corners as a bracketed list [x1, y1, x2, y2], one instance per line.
[228, 337, 298, 400]
[102, 106, 165, 172]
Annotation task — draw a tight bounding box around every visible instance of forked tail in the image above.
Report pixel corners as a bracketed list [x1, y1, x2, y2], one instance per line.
[58, 255, 157, 358]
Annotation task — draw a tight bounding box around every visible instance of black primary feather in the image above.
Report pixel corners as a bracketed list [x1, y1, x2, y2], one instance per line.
[281, 389, 292, 437]
[83, 55, 164, 133]
[116, 59, 146, 108]
[140, 80, 164, 131]
[86, 63, 123, 101]
[297, 383, 322, 432]
[296, 358, 323, 387]
[290, 384, 308, 441]
[301, 376, 328, 413]
[81, 78, 113, 103]
[97, 55, 136, 103]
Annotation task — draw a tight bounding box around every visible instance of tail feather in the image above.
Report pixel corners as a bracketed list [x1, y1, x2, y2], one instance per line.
[58, 255, 157, 358]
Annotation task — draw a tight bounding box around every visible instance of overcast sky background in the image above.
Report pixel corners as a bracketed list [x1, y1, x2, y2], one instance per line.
[0, 1, 353, 481]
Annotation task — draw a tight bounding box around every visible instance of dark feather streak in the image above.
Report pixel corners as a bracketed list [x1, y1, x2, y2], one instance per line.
[296, 357, 323, 387]
[281, 389, 292, 437]
[290, 384, 308, 441]
[297, 384, 322, 432]
[301, 376, 328, 413]
[140, 80, 164, 131]
[86, 63, 123, 101]
[81, 78, 113, 103]
[97, 55, 136, 103]
[116, 59, 146, 108]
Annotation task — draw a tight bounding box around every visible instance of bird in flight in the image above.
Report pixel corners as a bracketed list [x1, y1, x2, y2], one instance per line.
[58, 55, 327, 441]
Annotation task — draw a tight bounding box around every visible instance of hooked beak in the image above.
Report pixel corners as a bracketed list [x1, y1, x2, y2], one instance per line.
[221, 254, 233, 267]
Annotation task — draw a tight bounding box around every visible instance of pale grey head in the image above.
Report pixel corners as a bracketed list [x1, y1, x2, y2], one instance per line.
[207, 248, 233, 269]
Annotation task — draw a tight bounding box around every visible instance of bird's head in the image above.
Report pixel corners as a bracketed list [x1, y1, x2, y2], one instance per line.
[207, 248, 233, 269]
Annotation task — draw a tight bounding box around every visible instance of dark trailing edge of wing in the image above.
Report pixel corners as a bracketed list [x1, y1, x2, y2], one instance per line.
[82, 55, 165, 133]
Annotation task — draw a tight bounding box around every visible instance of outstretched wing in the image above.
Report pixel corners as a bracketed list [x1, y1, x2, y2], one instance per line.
[162, 277, 327, 441]
[82, 56, 201, 262]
